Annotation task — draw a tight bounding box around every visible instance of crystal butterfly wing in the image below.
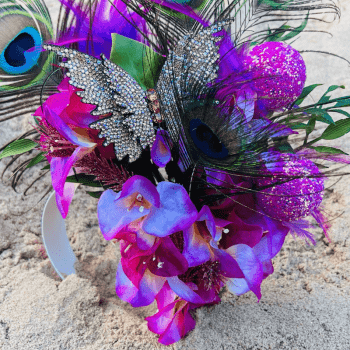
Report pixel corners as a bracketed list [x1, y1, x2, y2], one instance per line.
[156, 22, 227, 170]
[43, 44, 155, 162]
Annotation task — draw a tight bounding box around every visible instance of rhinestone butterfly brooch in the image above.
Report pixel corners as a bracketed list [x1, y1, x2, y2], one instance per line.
[43, 22, 225, 163]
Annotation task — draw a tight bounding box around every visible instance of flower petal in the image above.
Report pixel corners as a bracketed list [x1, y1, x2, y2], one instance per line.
[43, 104, 96, 147]
[136, 229, 156, 250]
[119, 175, 160, 208]
[151, 130, 172, 167]
[197, 206, 217, 240]
[120, 240, 156, 287]
[155, 281, 177, 310]
[116, 264, 165, 307]
[262, 259, 274, 278]
[226, 278, 250, 296]
[148, 237, 188, 277]
[146, 300, 178, 335]
[214, 248, 244, 278]
[50, 146, 90, 197]
[98, 189, 150, 240]
[183, 224, 211, 267]
[158, 303, 195, 346]
[253, 217, 288, 262]
[226, 244, 263, 300]
[55, 182, 79, 219]
[143, 182, 198, 237]
[115, 262, 138, 304]
[146, 299, 196, 346]
[167, 276, 204, 304]
[221, 210, 263, 249]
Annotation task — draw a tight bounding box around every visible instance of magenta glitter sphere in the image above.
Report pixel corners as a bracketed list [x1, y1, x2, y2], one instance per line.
[256, 153, 324, 222]
[244, 42, 306, 111]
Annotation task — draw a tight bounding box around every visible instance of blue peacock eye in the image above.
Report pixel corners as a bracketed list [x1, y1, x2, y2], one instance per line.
[190, 118, 229, 159]
[0, 26, 42, 74]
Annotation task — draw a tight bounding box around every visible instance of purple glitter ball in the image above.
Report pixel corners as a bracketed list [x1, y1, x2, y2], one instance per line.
[244, 42, 306, 111]
[256, 153, 324, 222]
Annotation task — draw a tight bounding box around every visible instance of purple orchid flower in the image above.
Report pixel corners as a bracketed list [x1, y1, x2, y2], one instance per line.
[183, 205, 265, 300]
[120, 235, 188, 284]
[145, 282, 196, 345]
[226, 216, 289, 297]
[98, 175, 198, 249]
[115, 238, 217, 308]
[116, 262, 166, 307]
[115, 242, 211, 308]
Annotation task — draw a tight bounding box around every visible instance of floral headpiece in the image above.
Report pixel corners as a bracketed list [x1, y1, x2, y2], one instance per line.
[1, 0, 350, 345]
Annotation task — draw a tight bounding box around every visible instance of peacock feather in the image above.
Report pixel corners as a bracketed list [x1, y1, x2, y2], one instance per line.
[0, 0, 59, 121]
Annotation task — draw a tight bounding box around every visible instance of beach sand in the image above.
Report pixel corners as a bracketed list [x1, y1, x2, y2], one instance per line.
[1, 1, 350, 349]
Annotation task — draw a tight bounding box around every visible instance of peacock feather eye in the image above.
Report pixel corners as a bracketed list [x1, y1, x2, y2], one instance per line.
[0, 0, 54, 91]
[189, 118, 229, 160]
[182, 100, 242, 167]
[1, 27, 42, 74]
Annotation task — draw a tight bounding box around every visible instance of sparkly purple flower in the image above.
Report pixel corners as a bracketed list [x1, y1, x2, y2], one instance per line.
[243, 42, 306, 112]
[256, 152, 324, 224]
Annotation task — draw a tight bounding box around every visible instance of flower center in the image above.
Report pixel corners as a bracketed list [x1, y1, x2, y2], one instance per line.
[37, 120, 77, 157]
[127, 193, 152, 213]
[179, 260, 225, 294]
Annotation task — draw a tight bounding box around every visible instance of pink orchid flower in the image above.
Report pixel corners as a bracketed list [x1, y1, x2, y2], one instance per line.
[35, 78, 116, 218]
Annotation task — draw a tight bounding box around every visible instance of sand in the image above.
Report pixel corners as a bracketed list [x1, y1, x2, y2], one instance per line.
[1, 1, 350, 349]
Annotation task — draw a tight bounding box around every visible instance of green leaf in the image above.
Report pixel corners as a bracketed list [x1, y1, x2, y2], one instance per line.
[305, 108, 334, 124]
[276, 142, 295, 154]
[87, 191, 103, 198]
[265, 24, 291, 42]
[290, 122, 308, 130]
[258, 0, 293, 9]
[281, 14, 308, 42]
[110, 34, 166, 90]
[293, 84, 322, 106]
[0, 139, 37, 160]
[41, 164, 50, 170]
[318, 85, 345, 105]
[26, 152, 46, 168]
[33, 116, 41, 126]
[317, 95, 331, 105]
[321, 118, 350, 140]
[331, 109, 350, 118]
[317, 112, 334, 125]
[334, 98, 350, 108]
[311, 146, 348, 155]
[152, 3, 188, 21]
[306, 117, 316, 136]
[66, 174, 103, 187]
